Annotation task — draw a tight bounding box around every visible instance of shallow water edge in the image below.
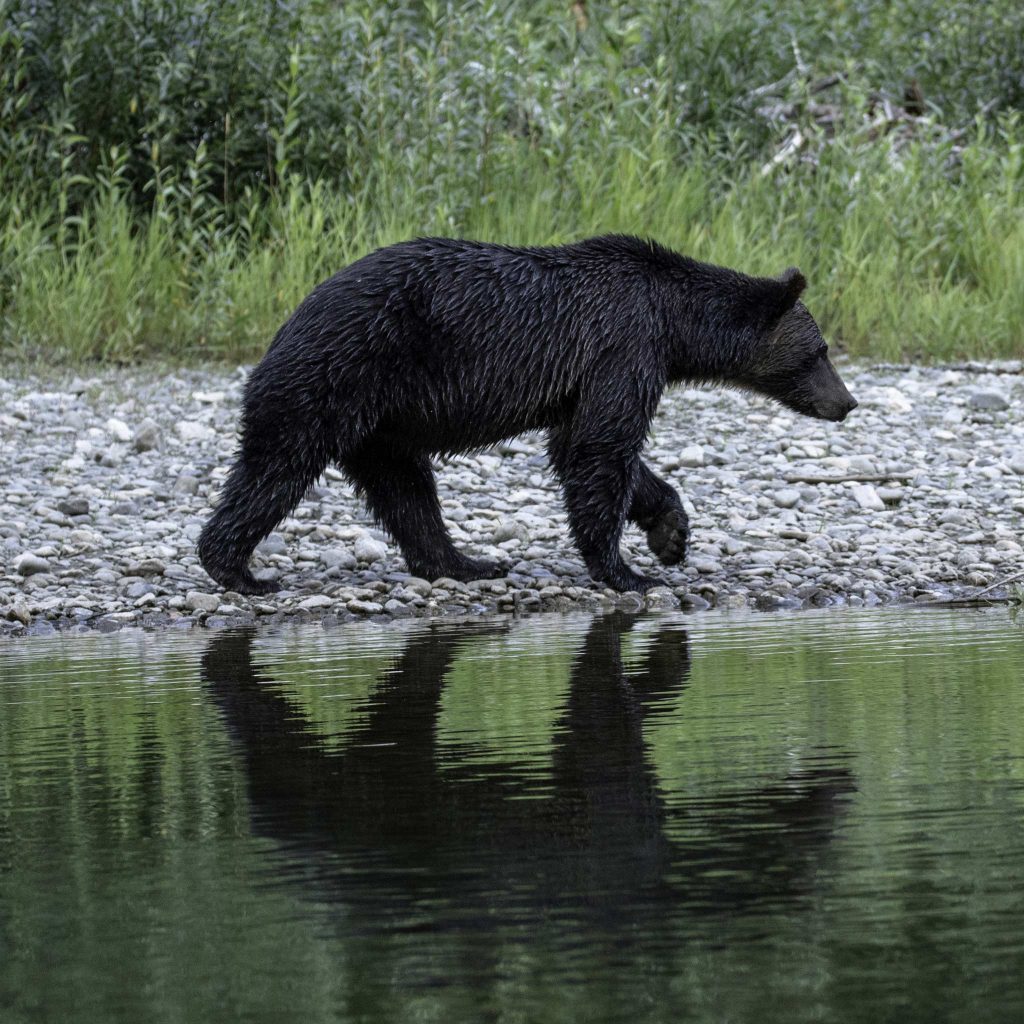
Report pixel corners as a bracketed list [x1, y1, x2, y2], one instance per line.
[3, 604, 1024, 1024]
[3, 580, 1017, 640]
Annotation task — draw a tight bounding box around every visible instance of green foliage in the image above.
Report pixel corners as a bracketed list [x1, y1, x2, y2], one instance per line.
[1, 0, 1022, 363]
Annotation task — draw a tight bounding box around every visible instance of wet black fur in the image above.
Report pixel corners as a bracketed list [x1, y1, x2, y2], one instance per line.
[198, 235, 857, 594]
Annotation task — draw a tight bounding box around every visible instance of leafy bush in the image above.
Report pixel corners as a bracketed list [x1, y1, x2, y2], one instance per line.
[1, 0, 1022, 362]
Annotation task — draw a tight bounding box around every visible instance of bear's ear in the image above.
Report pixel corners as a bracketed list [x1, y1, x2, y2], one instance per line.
[758, 267, 806, 329]
[778, 267, 807, 305]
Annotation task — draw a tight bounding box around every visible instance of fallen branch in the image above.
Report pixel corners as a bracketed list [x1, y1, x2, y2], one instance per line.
[926, 570, 1024, 607]
[921, 596, 1013, 607]
[782, 471, 915, 484]
[868, 361, 1024, 375]
[969, 570, 1024, 600]
[760, 128, 805, 175]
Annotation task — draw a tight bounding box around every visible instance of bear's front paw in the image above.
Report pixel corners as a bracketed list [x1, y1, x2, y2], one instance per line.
[596, 565, 660, 594]
[645, 508, 689, 566]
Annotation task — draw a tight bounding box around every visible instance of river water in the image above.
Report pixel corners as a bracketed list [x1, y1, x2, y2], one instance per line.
[2, 607, 1023, 1023]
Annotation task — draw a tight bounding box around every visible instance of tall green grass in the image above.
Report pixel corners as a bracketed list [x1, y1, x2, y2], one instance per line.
[2, 0, 1022, 363]
[4, 129, 1021, 364]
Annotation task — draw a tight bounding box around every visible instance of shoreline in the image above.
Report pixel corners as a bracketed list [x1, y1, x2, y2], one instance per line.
[2, 361, 1022, 638]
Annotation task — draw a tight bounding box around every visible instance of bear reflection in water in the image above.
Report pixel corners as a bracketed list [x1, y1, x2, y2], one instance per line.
[201, 615, 855, 933]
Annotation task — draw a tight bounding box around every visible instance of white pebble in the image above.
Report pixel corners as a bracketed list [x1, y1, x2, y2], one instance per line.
[678, 444, 705, 468]
[773, 489, 801, 509]
[105, 418, 132, 442]
[177, 421, 214, 442]
[184, 591, 220, 613]
[851, 484, 886, 511]
[14, 552, 50, 576]
[353, 536, 388, 563]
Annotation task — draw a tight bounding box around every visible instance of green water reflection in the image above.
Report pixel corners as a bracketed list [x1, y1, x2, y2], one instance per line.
[1, 609, 1023, 1023]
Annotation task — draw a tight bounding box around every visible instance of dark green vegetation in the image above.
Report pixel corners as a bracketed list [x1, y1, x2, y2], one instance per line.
[2, 0, 1022, 363]
[2, 609, 1024, 1023]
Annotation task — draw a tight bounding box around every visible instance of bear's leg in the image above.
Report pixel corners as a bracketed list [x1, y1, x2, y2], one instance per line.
[341, 446, 505, 582]
[547, 429, 657, 593]
[198, 427, 329, 595]
[629, 461, 689, 566]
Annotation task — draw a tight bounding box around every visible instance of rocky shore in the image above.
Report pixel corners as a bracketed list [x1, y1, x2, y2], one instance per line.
[2, 362, 1022, 636]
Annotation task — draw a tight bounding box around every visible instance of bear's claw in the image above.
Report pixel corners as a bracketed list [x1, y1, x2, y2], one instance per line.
[645, 508, 689, 566]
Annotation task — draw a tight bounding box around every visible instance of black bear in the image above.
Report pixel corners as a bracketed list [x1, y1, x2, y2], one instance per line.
[198, 235, 857, 595]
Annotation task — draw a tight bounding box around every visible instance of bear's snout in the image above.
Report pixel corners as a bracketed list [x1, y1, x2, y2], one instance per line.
[806, 357, 858, 422]
[828, 395, 858, 422]
[814, 395, 857, 422]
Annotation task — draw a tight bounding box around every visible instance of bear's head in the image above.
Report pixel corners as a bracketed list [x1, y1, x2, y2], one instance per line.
[738, 269, 858, 423]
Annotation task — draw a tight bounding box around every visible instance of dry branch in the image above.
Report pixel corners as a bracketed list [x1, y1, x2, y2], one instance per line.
[782, 472, 916, 484]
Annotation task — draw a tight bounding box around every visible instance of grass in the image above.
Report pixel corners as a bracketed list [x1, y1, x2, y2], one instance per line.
[2, 0, 1022, 364]
[4, 132, 1022, 365]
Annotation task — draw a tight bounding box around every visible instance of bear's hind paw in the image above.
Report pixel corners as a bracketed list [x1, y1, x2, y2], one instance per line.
[413, 555, 509, 584]
[211, 570, 281, 596]
[595, 565, 660, 594]
[452, 557, 507, 582]
[243, 575, 282, 596]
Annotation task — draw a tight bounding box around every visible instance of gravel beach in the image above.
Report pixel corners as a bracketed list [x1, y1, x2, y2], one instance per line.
[2, 362, 1022, 636]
